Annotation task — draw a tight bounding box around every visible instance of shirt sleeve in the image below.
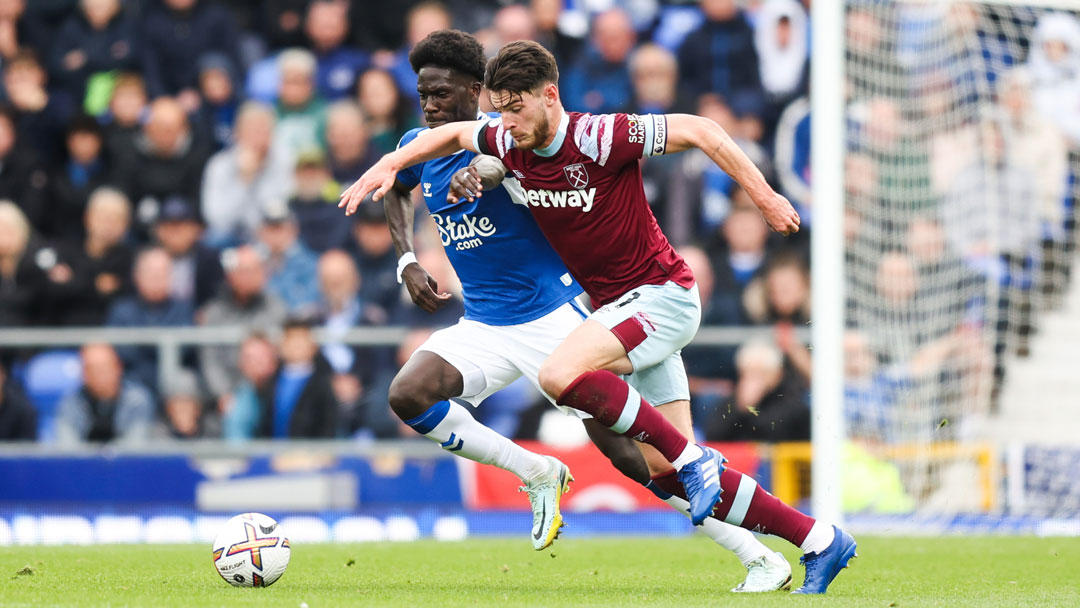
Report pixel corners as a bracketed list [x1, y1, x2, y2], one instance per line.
[473, 116, 515, 160]
[395, 128, 425, 188]
[579, 113, 669, 169]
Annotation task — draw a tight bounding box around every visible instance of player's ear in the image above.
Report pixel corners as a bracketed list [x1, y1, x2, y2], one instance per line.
[469, 81, 482, 99]
[543, 83, 559, 106]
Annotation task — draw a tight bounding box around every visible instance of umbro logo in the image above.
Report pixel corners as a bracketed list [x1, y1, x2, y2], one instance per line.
[512, 170, 525, 179]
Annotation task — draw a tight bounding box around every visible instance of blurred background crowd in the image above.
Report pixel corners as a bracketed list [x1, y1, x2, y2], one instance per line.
[0, 0, 1075, 451]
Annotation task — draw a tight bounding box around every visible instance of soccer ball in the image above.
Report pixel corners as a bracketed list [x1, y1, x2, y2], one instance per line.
[212, 513, 291, 587]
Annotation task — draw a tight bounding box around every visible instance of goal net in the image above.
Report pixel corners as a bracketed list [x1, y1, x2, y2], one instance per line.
[841, 0, 1080, 513]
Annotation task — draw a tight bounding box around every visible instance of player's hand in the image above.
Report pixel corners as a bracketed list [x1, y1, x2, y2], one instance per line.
[755, 191, 801, 235]
[448, 166, 483, 204]
[339, 156, 400, 215]
[402, 263, 452, 312]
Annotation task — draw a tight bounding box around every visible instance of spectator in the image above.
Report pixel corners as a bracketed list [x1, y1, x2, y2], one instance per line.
[260, 0, 308, 51]
[376, 1, 452, 102]
[306, 0, 369, 101]
[114, 97, 210, 238]
[0, 361, 36, 441]
[0, 200, 48, 327]
[743, 253, 811, 325]
[0, 106, 49, 233]
[273, 48, 327, 158]
[1027, 12, 1080, 147]
[48, 0, 140, 104]
[708, 205, 770, 325]
[0, 0, 50, 61]
[356, 68, 419, 156]
[531, 0, 583, 66]
[159, 368, 219, 439]
[349, 202, 397, 316]
[191, 52, 241, 153]
[201, 101, 294, 246]
[629, 43, 684, 115]
[2, 49, 74, 167]
[753, 0, 809, 122]
[315, 249, 396, 437]
[222, 332, 278, 440]
[141, 0, 242, 105]
[257, 202, 321, 315]
[677, 0, 762, 101]
[317, 249, 390, 366]
[152, 195, 223, 308]
[325, 100, 377, 187]
[47, 186, 134, 326]
[260, 318, 339, 439]
[55, 343, 156, 444]
[106, 247, 195, 391]
[100, 71, 146, 163]
[199, 244, 287, 400]
[289, 148, 349, 252]
[478, 4, 535, 57]
[561, 8, 635, 115]
[707, 339, 809, 442]
[46, 114, 110, 240]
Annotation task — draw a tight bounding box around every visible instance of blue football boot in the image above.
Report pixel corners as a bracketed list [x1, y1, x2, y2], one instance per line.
[792, 526, 857, 594]
[676, 445, 726, 525]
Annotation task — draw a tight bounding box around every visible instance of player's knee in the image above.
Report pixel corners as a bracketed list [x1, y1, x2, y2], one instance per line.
[387, 374, 432, 421]
[537, 360, 579, 401]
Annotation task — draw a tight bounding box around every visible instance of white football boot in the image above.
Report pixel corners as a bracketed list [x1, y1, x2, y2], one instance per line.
[520, 455, 573, 550]
[732, 551, 793, 592]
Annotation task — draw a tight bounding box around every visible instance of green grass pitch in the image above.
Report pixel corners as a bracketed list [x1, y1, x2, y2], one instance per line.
[2, 536, 1078, 607]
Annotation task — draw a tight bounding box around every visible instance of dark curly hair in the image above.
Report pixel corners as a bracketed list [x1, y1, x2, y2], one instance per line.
[408, 30, 486, 82]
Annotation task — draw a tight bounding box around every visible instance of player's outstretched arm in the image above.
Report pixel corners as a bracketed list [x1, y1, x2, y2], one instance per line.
[665, 113, 801, 235]
[383, 180, 452, 312]
[447, 155, 507, 204]
[340, 120, 482, 215]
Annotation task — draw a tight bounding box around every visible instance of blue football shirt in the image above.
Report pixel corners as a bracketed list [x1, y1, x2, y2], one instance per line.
[396, 118, 583, 326]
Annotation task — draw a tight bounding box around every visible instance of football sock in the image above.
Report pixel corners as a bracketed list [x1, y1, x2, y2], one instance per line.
[404, 401, 549, 483]
[646, 480, 769, 567]
[799, 521, 835, 555]
[651, 467, 818, 551]
[557, 370, 692, 466]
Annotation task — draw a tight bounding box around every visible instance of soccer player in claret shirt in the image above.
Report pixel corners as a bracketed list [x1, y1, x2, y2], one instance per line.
[342, 40, 856, 594]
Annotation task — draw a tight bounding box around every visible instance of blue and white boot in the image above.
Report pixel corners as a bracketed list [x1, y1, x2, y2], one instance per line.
[792, 526, 857, 594]
[676, 446, 726, 525]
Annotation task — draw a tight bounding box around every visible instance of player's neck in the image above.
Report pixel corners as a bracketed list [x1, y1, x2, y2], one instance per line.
[539, 107, 565, 149]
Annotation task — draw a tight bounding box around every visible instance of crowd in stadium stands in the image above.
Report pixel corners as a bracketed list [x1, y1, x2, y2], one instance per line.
[841, 5, 1080, 442]
[20, 0, 1073, 446]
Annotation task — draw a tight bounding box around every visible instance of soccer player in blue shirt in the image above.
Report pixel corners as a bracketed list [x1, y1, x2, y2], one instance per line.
[378, 30, 792, 591]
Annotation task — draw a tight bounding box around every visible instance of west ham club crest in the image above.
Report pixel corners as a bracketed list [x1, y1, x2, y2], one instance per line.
[563, 163, 589, 190]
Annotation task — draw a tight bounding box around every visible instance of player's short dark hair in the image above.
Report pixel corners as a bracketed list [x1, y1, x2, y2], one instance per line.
[484, 41, 559, 94]
[408, 29, 486, 82]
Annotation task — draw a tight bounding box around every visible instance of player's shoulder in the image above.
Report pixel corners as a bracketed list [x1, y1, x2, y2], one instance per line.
[397, 126, 429, 149]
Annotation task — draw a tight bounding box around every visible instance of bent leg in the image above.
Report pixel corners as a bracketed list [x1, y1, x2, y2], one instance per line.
[391, 350, 548, 483]
[539, 321, 701, 468]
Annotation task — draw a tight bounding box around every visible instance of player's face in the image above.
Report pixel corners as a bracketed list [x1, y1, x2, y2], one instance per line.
[416, 66, 481, 128]
[490, 88, 553, 150]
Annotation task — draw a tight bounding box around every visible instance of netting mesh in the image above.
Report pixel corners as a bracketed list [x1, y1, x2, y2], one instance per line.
[843, 1, 1080, 509]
